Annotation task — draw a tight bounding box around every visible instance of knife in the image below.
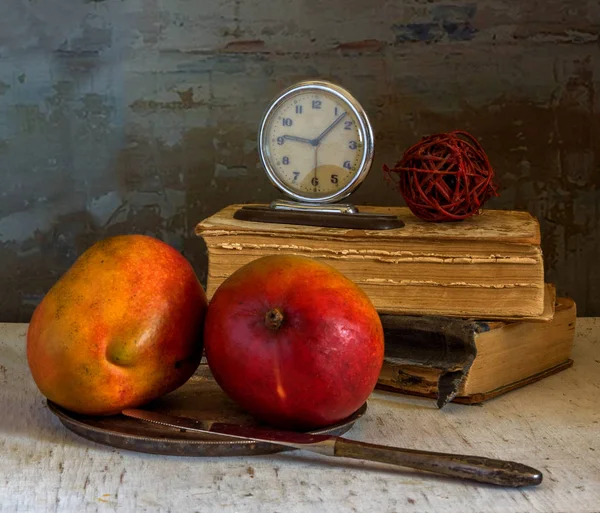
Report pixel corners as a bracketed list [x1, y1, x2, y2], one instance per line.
[121, 408, 542, 487]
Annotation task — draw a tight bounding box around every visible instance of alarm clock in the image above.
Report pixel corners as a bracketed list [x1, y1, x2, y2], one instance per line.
[235, 80, 403, 229]
[258, 80, 374, 210]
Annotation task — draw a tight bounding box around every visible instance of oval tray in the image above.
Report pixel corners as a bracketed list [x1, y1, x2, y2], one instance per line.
[47, 364, 367, 457]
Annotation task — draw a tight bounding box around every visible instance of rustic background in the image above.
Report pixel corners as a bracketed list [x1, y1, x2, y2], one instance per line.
[0, 0, 598, 320]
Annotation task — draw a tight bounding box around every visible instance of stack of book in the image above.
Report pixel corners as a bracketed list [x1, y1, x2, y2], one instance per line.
[196, 204, 576, 407]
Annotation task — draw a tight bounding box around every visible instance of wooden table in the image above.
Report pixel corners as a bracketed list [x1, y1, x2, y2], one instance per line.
[2, 320, 599, 512]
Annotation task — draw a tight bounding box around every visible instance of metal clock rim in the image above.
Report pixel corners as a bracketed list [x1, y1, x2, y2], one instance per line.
[258, 80, 375, 204]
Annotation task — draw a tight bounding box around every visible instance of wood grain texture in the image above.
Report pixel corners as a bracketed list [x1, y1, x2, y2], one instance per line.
[1, 320, 600, 512]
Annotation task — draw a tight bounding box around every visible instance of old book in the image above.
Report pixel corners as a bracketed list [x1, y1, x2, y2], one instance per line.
[196, 204, 546, 319]
[377, 296, 576, 407]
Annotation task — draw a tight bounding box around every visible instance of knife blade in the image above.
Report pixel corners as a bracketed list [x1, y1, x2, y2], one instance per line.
[122, 408, 336, 454]
[121, 408, 543, 487]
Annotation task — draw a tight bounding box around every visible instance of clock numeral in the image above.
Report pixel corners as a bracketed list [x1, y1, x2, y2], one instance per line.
[312, 100, 322, 109]
[344, 121, 353, 130]
[295, 105, 303, 114]
[343, 160, 352, 170]
[331, 174, 339, 184]
[293, 171, 300, 181]
[282, 118, 293, 126]
[282, 156, 290, 165]
[335, 107, 339, 116]
[277, 136, 285, 145]
[349, 141, 358, 150]
[311, 176, 319, 186]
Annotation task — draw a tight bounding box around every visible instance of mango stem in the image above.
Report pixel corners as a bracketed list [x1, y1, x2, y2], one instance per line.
[265, 308, 284, 331]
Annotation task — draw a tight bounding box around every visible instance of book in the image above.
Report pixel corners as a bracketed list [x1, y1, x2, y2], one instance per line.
[377, 295, 576, 407]
[196, 204, 546, 320]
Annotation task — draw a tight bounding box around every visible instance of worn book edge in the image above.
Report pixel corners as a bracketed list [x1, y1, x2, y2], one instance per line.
[376, 360, 574, 405]
[196, 204, 541, 245]
[378, 295, 574, 406]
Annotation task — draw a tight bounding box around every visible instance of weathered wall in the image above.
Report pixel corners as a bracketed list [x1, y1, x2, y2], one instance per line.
[0, 0, 598, 320]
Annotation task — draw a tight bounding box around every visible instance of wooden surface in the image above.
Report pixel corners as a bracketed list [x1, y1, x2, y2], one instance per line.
[2, 320, 599, 513]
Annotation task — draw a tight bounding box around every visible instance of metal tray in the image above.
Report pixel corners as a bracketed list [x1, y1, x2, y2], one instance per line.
[47, 365, 367, 457]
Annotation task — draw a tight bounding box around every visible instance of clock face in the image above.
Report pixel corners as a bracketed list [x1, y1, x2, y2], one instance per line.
[260, 84, 371, 202]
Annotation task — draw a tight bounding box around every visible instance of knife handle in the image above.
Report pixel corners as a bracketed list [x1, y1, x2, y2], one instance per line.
[333, 439, 543, 487]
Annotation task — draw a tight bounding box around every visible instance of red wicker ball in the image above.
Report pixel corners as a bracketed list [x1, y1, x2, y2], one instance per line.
[383, 130, 499, 222]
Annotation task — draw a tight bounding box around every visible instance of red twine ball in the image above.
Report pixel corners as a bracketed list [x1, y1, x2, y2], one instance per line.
[383, 130, 499, 222]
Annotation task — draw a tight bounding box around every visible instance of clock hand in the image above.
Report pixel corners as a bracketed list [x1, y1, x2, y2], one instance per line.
[314, 112, 347, 145]
[313, 144, 319, 193]
[282, 135, 314, 145]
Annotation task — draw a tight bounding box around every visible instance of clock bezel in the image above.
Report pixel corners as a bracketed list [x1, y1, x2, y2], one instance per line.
[258, 80, 375, 204]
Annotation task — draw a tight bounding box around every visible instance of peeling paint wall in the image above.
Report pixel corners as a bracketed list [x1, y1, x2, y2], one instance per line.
[0, 0, 598, 320]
